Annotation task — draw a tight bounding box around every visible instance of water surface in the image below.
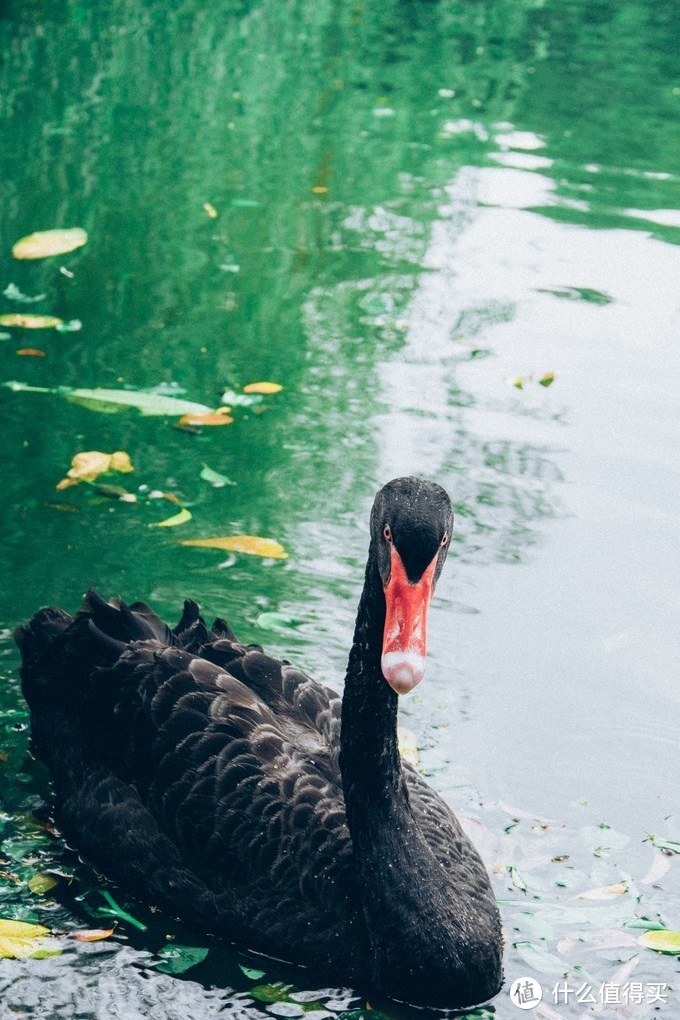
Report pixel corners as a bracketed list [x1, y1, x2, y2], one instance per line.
[1, 1, 678, 1017]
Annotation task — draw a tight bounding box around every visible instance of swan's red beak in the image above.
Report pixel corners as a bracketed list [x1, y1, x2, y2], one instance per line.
[381, 546, 437, 695]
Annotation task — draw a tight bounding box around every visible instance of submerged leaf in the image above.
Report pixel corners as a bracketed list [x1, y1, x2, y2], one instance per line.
[0, 314, 63, 329]
[178, 407, 234, 426]
[647, 836, 680, 855]
[3, 381, 215, 417]
[28, 873, 58, 895]
[66, 387, 214, 417]
[153, 944, 209, 974]
[239, 963, 266, 980]
[637, 929, 680, 954]
[182, 535, 288, 559]
[3, 283, 47, 303]
[577, 882, 628, 900]
[221, 388, 264, 407]
[151, 508, 192, 528]
[16, 348, 46, 357]
[514, 940, 569, 976]
[56, 450, 133, 490]
[200, 463, 235, 487]
[12, 227, 88, 260]
[243, 381, 283, 394]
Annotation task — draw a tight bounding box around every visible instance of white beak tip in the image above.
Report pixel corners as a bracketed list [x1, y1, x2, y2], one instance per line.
[381, 652, 427, 695]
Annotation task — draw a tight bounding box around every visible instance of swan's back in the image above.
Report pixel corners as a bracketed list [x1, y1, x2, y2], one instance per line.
[17, 592, 366, 973]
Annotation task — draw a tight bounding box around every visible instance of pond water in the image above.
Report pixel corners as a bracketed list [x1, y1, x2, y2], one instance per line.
[0, 1, 678, 1017]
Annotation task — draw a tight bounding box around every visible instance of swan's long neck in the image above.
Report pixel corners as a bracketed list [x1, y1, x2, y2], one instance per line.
[339, 548, 405, 821]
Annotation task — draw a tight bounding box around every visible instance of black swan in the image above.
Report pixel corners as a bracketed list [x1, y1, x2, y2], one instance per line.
[16, 477, 503, 1009]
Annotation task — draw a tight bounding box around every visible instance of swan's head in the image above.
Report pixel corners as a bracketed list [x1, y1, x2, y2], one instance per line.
[371, 477, 453, 695]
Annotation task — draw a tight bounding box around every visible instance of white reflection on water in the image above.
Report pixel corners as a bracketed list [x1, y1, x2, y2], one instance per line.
[373, 156, 680, 831]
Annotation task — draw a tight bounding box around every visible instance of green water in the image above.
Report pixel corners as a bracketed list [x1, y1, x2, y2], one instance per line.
[1, 1, 679, 1016]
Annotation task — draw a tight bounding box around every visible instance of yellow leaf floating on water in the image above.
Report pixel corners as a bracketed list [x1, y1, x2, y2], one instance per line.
[637, 929, 680, 954]
[182, 535, 288, 559]
[0, 314, 63, 329]
[203, 202, 218, 218]
[0, 918, 59, 960]
[243, 382, 283, 394]
[72, 928, 115, 942]
[178, 407, 234, 426]
[151, 507, 193, 528]
[577, 882, 628, 900]
[0, 920, 50, 939]
[16, 348, 46, 356]
[56, 450, 134, 490]
[12, 227, 88, 260]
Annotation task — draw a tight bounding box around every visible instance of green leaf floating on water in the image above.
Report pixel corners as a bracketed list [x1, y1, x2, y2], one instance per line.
[637, 929, 680, 954]
[200, 463, 236, 487]
[238, 962, 266, 980]
[3, 381, 213, 417]
[624, 917, 667, 930]
[153, 943, 209, 974]
[648, 836, 680, 854]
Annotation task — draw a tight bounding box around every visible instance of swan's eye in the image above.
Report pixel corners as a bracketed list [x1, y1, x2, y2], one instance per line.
[440, 532, 449, 547]
[383, 524, 392, 542]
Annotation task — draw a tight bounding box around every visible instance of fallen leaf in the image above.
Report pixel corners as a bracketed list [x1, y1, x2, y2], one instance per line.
[3, 381, 215, 417]
[0, 919, 49, 939]
[12, 227, 88, 260]
[538, 372, 555, 387]
[203, 202, 218, 218]
[151, 508, 193, 528]
[243, 381, 283, 394]
[28, 872, 58, 894]
[72, 928, 115, 942]
[0, 918, 60, 960]
[239, 963, 266, 980]
[497, 801, 562, 824]
[182, 535, 288, 559]
[640, 852, 671, 885]
[576, 882, 628, 900]
[200, 464, 235, 487]
[637, 929, 680, 954]
[16, 348, 45, 356]
[647, 836, 680, 855]
[513, 940, 569, 976]
[178, 407, 234, 426]
[3, 283, 46, 303]
[152, 944, 209, 974]
[56, 450, 133, 490]
[0, 314, 63, 329]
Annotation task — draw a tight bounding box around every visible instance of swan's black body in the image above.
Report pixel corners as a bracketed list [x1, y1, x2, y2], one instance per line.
[16, 478, 503, 1009]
